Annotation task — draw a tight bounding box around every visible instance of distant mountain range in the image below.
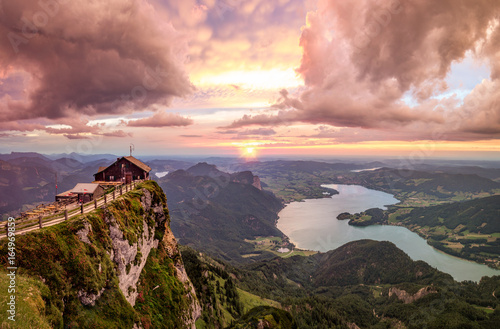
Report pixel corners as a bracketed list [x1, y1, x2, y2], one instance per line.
[0, 153, 195, 218]
[335, 167, 500, 206]
[0, 155, 111, 218]
[228, 160, 387, 175]
[2, 152, 500, 221]
[0, 151, 118, 163]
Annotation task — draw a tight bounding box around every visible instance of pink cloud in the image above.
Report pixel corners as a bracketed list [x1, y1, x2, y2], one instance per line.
[63, 134, 91, 140]
[227, 0, 500, 141]
[180, 134, 203, 138]
[126, 112, 194, 127]
[0, 120, 45, 132]
[0, 0, 194, 124]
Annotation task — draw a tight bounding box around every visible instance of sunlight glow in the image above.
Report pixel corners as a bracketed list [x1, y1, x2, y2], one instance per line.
[245, 147, 255, 155]
[196, 68, 303, 90]
[240, 146, 258, 159]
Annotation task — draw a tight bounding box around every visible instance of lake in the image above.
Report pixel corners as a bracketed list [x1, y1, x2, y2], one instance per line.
[155, 171, 169, 178]
[277, 184, 500, 282]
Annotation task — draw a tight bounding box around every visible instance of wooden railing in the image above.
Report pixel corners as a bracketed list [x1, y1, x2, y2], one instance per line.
[0, 180, 142, 238]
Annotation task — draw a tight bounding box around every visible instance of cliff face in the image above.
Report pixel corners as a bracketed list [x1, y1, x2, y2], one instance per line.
[388, 286, 437, 304]
[230, 171, 262, 190]
[184, 163, 263, 191]
[0, 180, 200, 329]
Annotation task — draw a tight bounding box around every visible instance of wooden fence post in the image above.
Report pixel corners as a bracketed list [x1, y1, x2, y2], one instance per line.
[113, 190, 116, 200]
[120, 185, 123, 195]
[81, 203, 84, 214]
[104, 194, 107, 204]
[126, 184, 128, 192]
[65, 209, 68, 221]
[39, 216, 43, 229]
[94, 199, 98, 209]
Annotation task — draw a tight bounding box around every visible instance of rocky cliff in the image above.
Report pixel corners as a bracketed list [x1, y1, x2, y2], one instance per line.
[0, 180, 200, 328]
[230, 171, 262, 190]
[387, 286, 437, 304]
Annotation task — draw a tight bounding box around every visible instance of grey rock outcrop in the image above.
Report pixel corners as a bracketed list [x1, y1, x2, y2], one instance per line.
[75, 187, 201, 328]
[388, 286, 437, 304]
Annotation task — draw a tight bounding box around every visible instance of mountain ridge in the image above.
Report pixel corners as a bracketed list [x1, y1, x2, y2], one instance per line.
[159, 163, 285, 263]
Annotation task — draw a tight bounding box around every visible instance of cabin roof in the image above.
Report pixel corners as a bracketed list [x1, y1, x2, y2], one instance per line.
[71, 183, 101, 194]
[96, 166, 108, 174]
[56, 189, 75, 197]
[94, 156, 151, 175]
[123, 156, 151, 172]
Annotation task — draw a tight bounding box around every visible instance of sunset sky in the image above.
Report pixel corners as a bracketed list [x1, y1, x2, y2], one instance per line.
[1, 0, 500, 159]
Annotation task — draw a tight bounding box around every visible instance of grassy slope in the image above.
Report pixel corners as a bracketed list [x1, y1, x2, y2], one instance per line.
[0, 269, 52, 329]
[180, 246, 286, 329]
[0, 181, 193, 329]
[237, 289, 281, 314]
[226, 306, 297, 329]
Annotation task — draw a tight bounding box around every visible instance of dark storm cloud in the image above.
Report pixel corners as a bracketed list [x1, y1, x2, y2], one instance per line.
[0, 0, 194, 125]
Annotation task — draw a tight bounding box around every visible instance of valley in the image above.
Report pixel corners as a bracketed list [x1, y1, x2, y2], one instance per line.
[1, 152, 500, 328]
[277, 184, 500, 281]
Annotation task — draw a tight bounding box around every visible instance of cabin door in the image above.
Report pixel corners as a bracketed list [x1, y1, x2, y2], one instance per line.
[125, 173, 132, 184]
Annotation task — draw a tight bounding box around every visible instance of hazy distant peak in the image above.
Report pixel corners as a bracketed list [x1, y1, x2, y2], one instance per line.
[230, 171, 262, 190]
[186, 162, 226, 178]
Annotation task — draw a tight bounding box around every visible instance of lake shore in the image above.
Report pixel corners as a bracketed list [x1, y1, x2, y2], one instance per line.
[347, 211, 500, 270]
[277, 184, 500, 282]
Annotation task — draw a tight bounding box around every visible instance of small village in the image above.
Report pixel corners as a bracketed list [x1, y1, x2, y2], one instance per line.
[1, 156, 151, 238]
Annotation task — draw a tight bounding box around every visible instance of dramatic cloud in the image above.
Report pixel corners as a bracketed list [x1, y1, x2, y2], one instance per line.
[0, 0, 194, 125]
[217, 127, 277, 140]
[126, 112, 193, 127]
[180, 134, 203, 138]
[43, 118, 131, 139]
[2, 0, 499, 155]
[156, 0, 307, 84]
[457, 79, 500, 135]
[63, 134, 91, 140]
[0, 120, 45, 132]
[237, 128, 277, 136]
[228, 0, 500, 140]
